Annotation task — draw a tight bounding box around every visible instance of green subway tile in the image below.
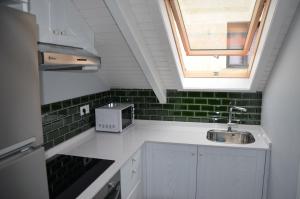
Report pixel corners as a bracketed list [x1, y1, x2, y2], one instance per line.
[249, 100, 262, 106]
[156, 110, 169, 116]
[72, 98, 81, 105]
[174, 117, 187, 122]
[174, 104, 187, 110]
[69, 106, 79, 115]
[73, 113, 81, 122]
[235, 100, 249, 106]
[150, 116, 162, 120]
[145, 97, 158, 103]
[215, 106, 228, 112]
[188, 92, 200, 97]
[188, 105, 200, 111]
[202, 92, 214, 98]
[201, 105, 214, 111]
[47, 130, 60, 140]
[168, 97, 182, 104]
[43, 123, 52, 133]
[63, 116, 73, 125]
[229, 93, 242, 98]
[57, 109, 68, 118]
[133, 97, 145, 103]
[44, 141, 53, 150]
[115, 90, 126, 96]
[41, 105, 50, 114]
[69, 122, 79, 131]
[163, 116, 174, 121]
[215, 92, 228, 98]
[149, 104, 163, 109]
[195, 99, 207, 104]
[145, 110, 157, 115]
[81, 96, 89, 103]
[195, 112, 207, 117]
[126, 90, 138, 96]
[52, 120, 63, 129]
[169, 110, 182, 116]
[182, 98, 194, 104]
[51, 102, 62, 111]
[222, 99, 231, 105]
[163, 104, 174, 110]
[208, 99, 221, 105]
[120, 97, 132, 103]
[89, 94, 96, 100]
[54, 136, 64, 145]
[187, 117, 201, 122]
[135, 109, 144, 115]
[136, 115, 150, 120]
[195, 111, 207, 117]
[137, 104, 148, 109]
[41, 89, 263, 150]
[138, 90, 150, 96]
[62, 99, 72, 108]
[59, 126, 69, 135]
[182, 111, 194, 117]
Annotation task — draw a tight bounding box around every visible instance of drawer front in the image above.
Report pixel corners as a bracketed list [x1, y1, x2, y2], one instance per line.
[121, 149, 142, 199]
[127, 180, 142, 199]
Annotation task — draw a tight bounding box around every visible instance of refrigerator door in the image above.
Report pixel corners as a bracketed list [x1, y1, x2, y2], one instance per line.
[0, 6, 43, 155]
[0, 147, 49, 199]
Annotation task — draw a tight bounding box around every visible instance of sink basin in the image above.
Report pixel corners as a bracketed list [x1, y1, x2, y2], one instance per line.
[207, 129, 255, 144]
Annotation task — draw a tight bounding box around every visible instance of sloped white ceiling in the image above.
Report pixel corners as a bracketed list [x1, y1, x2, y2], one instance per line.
[73, 0, 151, 89]
[72, 0, 299, 92]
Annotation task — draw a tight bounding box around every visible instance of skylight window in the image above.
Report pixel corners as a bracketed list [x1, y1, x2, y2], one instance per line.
[165, 0, 271, 77]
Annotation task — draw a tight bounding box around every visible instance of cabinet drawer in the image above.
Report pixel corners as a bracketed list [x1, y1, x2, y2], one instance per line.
[121, 149, 142, 199]
[127, 180, 142, 199]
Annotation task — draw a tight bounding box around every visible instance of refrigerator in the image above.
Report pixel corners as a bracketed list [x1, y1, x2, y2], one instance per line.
[0, 6, 49, 199]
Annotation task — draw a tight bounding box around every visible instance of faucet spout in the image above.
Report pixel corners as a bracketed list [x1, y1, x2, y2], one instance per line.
[227, 106, 247, 131]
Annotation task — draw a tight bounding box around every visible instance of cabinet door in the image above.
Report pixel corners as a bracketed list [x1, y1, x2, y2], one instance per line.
[197, 146, 266, 199]
[145, 143, 197, 199]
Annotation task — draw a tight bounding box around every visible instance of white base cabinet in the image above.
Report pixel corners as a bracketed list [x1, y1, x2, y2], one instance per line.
[142, 143, 267, 199]
[121, 149, 143, 199]
[197, 146, 266, 199]
[145, 143, 197, 199]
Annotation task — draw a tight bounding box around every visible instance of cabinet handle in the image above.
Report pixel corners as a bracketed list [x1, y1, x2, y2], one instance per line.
[191, 153, 195, 156]
[199, 154, 203, 157]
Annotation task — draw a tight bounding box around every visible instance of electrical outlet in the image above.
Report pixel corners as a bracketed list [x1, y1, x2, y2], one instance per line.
[80, 105, 90, 116]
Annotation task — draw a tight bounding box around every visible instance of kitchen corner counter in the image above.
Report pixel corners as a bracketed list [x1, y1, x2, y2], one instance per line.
[45, 120, 271, 199]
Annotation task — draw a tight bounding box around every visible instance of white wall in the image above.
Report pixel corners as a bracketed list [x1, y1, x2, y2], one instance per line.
[262, 4, 300, 199]
[40, 71, 109, 104]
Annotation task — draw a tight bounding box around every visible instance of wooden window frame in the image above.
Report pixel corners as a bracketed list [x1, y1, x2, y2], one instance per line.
[168, 0, 267, 56]
[165, 0, 271, 78]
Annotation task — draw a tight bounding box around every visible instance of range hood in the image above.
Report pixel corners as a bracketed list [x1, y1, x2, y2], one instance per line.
[38, 43, 101, 71]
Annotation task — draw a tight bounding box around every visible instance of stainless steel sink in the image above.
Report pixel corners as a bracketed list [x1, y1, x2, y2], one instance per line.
[207, 129, 255, 144]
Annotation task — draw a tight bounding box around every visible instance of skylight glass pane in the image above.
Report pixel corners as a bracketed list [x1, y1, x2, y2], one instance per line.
[177, 0, 256, 50]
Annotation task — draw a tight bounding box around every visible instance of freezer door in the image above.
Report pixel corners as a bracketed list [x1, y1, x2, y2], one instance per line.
[0, 6, 44, 154]
[0, 147, 49, 199]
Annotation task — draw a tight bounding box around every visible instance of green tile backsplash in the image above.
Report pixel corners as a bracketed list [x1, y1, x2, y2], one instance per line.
[42, 89, 262, 150]
[110, 89, 262, 125]
[41, 91, 111, 150]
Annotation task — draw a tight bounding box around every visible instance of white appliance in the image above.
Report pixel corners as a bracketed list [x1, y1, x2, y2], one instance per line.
[95, 103, 134, 133]
[0, 6, 49, 199]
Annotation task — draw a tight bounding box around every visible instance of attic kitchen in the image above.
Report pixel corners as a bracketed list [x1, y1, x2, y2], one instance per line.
[0, 0, 299, 198]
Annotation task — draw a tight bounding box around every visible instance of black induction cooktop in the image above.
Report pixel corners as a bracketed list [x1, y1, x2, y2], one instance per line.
[46, 154, 114, 199]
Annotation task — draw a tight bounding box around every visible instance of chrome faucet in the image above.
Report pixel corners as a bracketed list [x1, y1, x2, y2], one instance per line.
[227, 106, 247, 131]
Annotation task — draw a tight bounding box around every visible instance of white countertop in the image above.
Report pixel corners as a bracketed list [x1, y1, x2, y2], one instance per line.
[45, 120, 271, 199]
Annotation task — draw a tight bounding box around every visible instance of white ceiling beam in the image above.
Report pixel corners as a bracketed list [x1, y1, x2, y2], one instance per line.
[104, 0, 166, 103]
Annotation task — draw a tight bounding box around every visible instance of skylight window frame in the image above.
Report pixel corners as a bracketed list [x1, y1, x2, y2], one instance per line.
[168, 0, 267, 56]
[165, 0, 271, 78]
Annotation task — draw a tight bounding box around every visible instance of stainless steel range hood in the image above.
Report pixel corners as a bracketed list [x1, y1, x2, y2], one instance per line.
[38, 42, 101, 71]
